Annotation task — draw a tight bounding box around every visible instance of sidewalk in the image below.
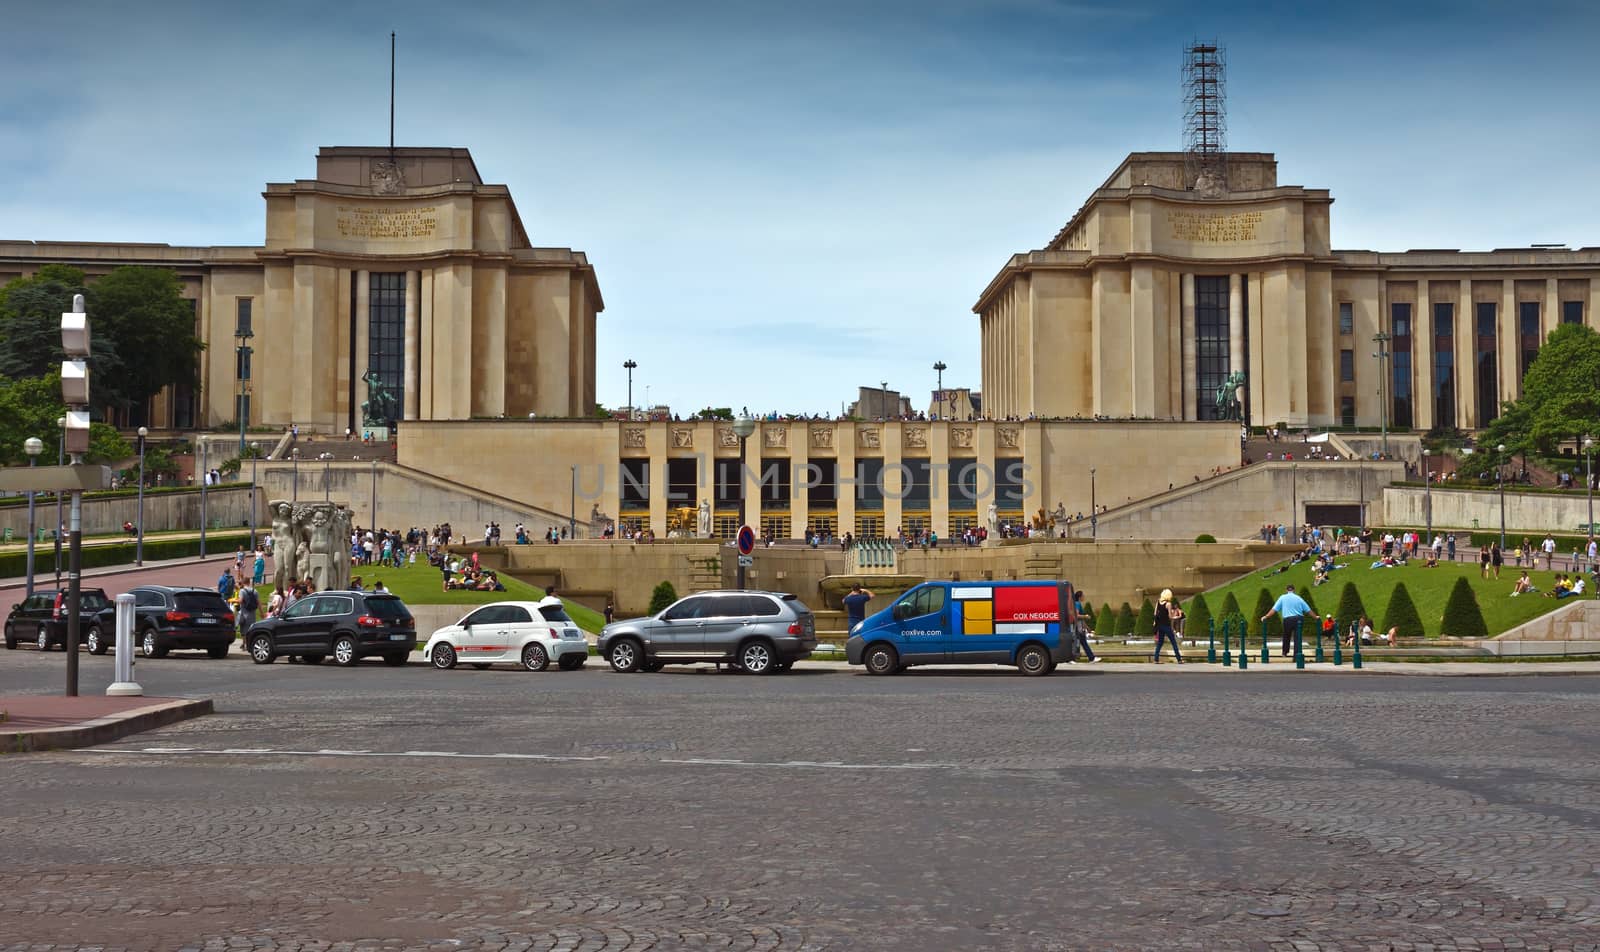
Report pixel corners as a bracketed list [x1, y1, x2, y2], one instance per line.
[0, 694, 213, 753]
[0, 552, 240, 599]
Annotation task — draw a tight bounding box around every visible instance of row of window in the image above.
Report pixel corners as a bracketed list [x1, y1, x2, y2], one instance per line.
[616, 458, 1029, 511]
[1337, 299, 1586, 336]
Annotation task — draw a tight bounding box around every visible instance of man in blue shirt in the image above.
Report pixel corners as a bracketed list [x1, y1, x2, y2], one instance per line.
[842, 584, 875, 631]
[1261, 584, 1313, 658]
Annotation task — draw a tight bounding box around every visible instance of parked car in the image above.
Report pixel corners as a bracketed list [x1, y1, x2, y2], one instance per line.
[245, 590, 415, 667]
[597, 590, 816, 674]
[422, 599, 589, 671]
[4, 588, 112, 651]
[86, 585, 235, 658]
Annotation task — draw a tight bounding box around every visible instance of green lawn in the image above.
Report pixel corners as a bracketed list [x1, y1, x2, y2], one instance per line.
[1195, 555, 1580, 638]
[265, 560, 605, 633]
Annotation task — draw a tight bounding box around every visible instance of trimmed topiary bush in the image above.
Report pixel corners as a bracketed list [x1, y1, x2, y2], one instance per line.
[1383, 582, 1425, 641]
[1439, 576, 1489, 639]
[1184, 593, 1212, 640]
[1115, 602, 1136, 636]
[648, 581, 679, 614]
[1249, 589, 1273, 641]
[1194, 533, 1217, 544]
[1335, 581, 1368, 629]
[1134, 598, 1156, 636]
[1219, 591, 1242, 625]
[1095, 603, 1115, 637]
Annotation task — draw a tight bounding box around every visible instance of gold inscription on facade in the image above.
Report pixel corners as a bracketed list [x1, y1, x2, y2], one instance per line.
[1168, 211, 1263, 243]
[335, 205, 439, 240]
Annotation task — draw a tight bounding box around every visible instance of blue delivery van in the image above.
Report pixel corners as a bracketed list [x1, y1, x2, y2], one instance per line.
[844, 580, 1078, 676]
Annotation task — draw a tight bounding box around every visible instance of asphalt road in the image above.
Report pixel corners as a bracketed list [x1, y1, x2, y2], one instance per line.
[2, 651, 1598, 951]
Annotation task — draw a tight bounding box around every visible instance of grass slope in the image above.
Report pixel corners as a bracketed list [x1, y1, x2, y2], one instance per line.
[271, 560, 606, 633]
[1199, 556, 1576, 638]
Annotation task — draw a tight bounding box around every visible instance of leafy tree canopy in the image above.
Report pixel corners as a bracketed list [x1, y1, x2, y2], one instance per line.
[0, 372, 132, 467]
[1482, 324, 1600, 458]
[87, 267, 203, 412]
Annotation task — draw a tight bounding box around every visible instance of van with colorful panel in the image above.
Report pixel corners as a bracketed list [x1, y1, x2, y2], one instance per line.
[844, 580, 1078, 676]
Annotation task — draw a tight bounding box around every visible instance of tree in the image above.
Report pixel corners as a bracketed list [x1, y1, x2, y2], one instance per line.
[648, 581, 679, 614]
[0, 373, 66, 466]
[1115, 602, 1136, 636]
[1185, 593, 1212, 641]
[1483, 324, 1600, 457]
[1219, 591, 1242, 624]
[1336, 581, 1368, 629]
[1095, 603, 1115, 637]
[1440, 576, 1489, 639]
[1249, 589, 1273, 642]
[1383, 582, 1425, 641]
[87, 267, 204, 413]
[1134, 598, 1155, 636]
[0, 266, 89, 380]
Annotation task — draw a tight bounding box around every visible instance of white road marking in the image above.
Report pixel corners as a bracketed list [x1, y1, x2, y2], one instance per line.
[86, 747, 960, 771]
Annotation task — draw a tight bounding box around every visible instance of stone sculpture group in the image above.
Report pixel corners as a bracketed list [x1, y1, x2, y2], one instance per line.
[269, 500, 354, 594]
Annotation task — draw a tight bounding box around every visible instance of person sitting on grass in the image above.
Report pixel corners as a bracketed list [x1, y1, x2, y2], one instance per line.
[1511, 572, 1536, 596]
[1546, 574, 1572, 598]
[1554, 576, 1586, 599]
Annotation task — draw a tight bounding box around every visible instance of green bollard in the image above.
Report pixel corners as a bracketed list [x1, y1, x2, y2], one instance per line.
[1221, 618, 1232, 667]
[1352, 624, 1363, 669]
[1261, 620, 1270, 664]
[1314, 618, 1325, 663]
[1294, 617, 1306, 670]
[1239, 617, 1248, 670]
[1333, 616, 1344, 666]
[1207, 618, 1216, 664]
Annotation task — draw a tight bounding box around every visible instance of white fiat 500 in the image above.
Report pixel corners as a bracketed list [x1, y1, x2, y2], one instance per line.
[424, 599, 589, 671]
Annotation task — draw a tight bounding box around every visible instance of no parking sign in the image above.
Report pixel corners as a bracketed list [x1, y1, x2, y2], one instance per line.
[736, 525, 756, 556]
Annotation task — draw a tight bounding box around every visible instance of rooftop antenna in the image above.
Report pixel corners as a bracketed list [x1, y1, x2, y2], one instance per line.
[1182, 41, 1227, 196]
[389, 31, 396, 156]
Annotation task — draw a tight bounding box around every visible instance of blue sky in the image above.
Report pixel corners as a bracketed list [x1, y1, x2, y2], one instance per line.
[2, 0, 1596, 415]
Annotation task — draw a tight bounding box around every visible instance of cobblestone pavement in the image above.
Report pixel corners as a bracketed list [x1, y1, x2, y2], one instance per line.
[2, 651, 1598, 950]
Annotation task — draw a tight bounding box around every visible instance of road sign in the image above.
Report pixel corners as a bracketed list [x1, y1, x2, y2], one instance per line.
[737, 554, 754, 568]
[736, 525, 755, 555]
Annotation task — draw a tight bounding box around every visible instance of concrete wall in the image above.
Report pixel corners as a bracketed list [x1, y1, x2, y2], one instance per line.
[0, 485, 255, 537]
[1078, 460, 1404, 541]
[1383, 486, 1600, 535]
[501, 539, 722, 615]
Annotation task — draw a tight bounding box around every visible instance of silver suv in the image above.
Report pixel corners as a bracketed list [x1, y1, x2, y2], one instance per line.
[598, 590, 816, 675]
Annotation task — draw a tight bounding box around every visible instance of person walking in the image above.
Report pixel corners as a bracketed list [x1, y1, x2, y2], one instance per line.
[236, 580, 259, 645]
[842, 584, 875, 632]
[1260, 583, 1314, 658]
[1446, 533, 1457, 562]
[216, 567, 235, 601]
[1491, 542, 1504, 580]
[1070, 589, 1100, 663]
[1152, 589, 1183, 664]
[1480, 544, 1491, 579]
[252, 548, 267, 586]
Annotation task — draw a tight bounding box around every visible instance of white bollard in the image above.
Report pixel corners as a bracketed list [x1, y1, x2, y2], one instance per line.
[106, 592, 143, 697]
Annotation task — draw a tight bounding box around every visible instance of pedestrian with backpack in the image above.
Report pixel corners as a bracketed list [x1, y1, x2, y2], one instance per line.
[237, 580, 259, 644]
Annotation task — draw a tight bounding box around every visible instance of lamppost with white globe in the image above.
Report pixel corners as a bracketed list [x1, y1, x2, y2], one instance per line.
[1423, 448, 1432, 546]
[320, 452, 334, 501]
[135, 426, 149, 565]
[1584, 436, 1594, 541]
[1497, 443, 1507, 551]
[23, 437, 42, 596]
[732, 412, 757, 589]
[53, 416, 64, 586]
[250, 442, 261, 550]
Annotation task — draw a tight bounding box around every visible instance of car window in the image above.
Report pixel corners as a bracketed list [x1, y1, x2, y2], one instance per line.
[744, 595, 781, 617]
[76, 591, 109, 612]
[281, 598, 318, 619]
[176, 593, 228, 614]
[362, 596, 410, 619]
[901, 585, 946, 619]
[662, 596, 705, 621]
[462, 606, 500, 627]
[134, 590, 165, 608]
[536, 604, 571, 623]
[23, 594, 46, 611]
[315, 596, 355, 616]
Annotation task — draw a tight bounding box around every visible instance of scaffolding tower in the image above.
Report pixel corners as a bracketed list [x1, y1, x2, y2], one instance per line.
[1182, 42, 1227, 194]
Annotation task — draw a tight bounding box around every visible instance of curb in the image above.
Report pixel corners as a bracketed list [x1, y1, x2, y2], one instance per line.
[2, 698, 214, 754]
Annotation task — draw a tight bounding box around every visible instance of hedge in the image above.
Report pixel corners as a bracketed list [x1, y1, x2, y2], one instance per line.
[1383, 582, 1425, 640]
[1440, 576, 1489, 639]
[1134, 598, 1155, 636]
[0, 482, 251, 511]
[0, 531, 252, 578]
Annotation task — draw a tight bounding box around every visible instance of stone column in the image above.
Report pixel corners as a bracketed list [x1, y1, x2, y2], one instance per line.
[788, 425, 809, 541]
[1180, 273, 1196, 420]
[742, 423, 761, 534]
[1228, 273, 1244, 378]
[1500, 282, 1518, 404]
[882, 421, 903, 541]
[1415, 282, 1433, 431]
[835, 424, 857, 539]
[403, 270, 419, 420]
[1456, 279, 1475, 429]
[1546, 277, 1559, 339]
[354, 270, 370, 426]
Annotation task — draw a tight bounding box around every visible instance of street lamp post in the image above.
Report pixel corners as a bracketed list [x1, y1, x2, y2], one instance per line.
[135, 426, 148, 566]
[623, 359, 637, 420]
[320, 452, 334, 501]
[569, 465, 577, 539]
[250, 442, 260, 550]
[1584, 436, 1594, 539]
[1291, 462, 1298, 544]
[880, 381, 890, 420]
[1373, 332, 1392, 458]
[291, 447, 300, 503]
[932, 361, 947, 416]
[199, 438, 208, 558]
[732, 412, 757, 589]
[54, 416, 64, 587]
[370, 456, 378, 530]
[1089, 467, 1098, 540]
[23, 437, 42, 596]
[1423, 448, 1433, 546]
[1497, 443, 1507, 551]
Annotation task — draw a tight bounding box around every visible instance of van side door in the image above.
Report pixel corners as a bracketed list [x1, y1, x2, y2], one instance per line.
[891, 585, 948, 664]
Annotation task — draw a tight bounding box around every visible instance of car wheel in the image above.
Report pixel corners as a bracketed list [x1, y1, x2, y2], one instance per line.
[86, 626, 107, 655]
[864, 642, 899, 675]
[558, 654, 586, 671]
[207, 644, 229, 659]
[739, 639, 776, 675]
[431, 643, 457, 670]
[38, 629, 52, 651]
[302, 654, 325, 665]
[521, 643, 549, 672]
[249, 633, 275, 664]
[332, 634, 358, 667]
[382, 653, 408, 667]
[3, 622, 15, 649]
[607, 638, 642, 673]
[141, 628, 167, 658]
[1017, 643, 1052, 676]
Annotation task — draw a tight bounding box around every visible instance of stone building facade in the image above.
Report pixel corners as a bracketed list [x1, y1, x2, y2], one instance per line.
[976, 151, 1600, 431]
[0, 146, 602, 433]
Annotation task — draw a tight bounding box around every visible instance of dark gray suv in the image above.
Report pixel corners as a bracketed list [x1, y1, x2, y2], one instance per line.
[598, 591, 816, 675]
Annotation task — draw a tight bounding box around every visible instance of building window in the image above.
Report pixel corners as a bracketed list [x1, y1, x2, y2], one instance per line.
[807, 459, 838, 510]
[1390, 302, 1412, 430]
[855, 458, 884, 511]
[1475, 302, 1497, 426]
[620, 459, 649, 511]
[1518, 301, 1541, 382]
[996, 457, 1025, 508]
[900, 459, 932, 508]
[1434, 302, 1454, 430]
[1194, 276, 1231, 420]
[1563, 300, 1584, 325]
[1340, 349, 1354, 382]
[947, 458, 979, 511]
[665, 458, 697, 512]
[235, 298, 252, 338]
[759, 458, 791, 510]
[1339, 302, 1353, 335]
[367, 273, 406, 425]
[1340, 395, 1356, 427]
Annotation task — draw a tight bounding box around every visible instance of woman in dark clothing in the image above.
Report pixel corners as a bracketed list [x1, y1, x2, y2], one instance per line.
[1153, 589, 1183, 664]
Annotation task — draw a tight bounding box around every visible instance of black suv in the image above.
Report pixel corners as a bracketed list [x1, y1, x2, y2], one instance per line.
[87, 586, 236, 659]
[4, 588, 111, 651]
[245, 590, 415, 667]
